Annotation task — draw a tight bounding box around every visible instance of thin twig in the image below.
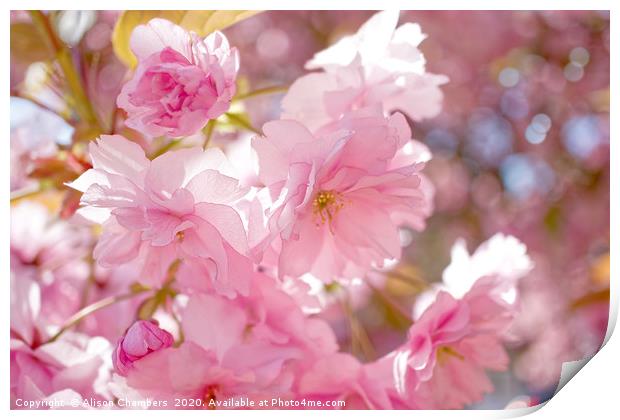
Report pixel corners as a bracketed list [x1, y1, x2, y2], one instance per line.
[29, 11, 102, 132]
[79, 254, 97, 309]
[234, 84, 289, 101]
[341, 298, 376, 361]
[10, 92, 73, 124]
[10, 184, 48, 203]
[367, 283, 414, 325]
[46, 287, 150, 344]
[224, 112, 261, 135]
[149, 139, 181, 159]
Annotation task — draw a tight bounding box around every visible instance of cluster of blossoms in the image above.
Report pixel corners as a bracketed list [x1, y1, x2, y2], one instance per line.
[11, 11, 536, 410]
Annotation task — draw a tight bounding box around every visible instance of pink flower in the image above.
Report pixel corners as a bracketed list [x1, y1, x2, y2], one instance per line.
[68, 134, 253, 297]
[389, 234, 533, 408]
[393, 289, 513, 409]
[413, 233, 533, 319]
[297, 353, 396, 409]
[117, 18, 239, 138]
[11, 332, 112, 408]
[113, 320, 174, 376]
[253, 108, 433, 280]
[121, 273, 338, 406]
[11, 201, 92, 327]
[282, 10, 447, 132]
[122, 342, 247, 407]
[11, 273, 44, 348]
[11, 273, 112, 408]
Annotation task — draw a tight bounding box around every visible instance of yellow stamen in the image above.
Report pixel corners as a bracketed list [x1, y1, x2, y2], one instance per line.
[436, 346, 465, 365]
[312, 190, 344, 227]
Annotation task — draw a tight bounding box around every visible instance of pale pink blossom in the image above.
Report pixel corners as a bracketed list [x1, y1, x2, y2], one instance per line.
[11, 201, 92, 326]
[121, 342, 248, 407]
[390, 234, 533, 408]
[253, 108, 433, 280]
[117, 18, 239, 138]
[68, 134, 253, 297]
[282, 10, 447, 132]
[11, 274, 112, 408]
[297, 352, 396, 409]
[113, 320, 174, 376]
[11, 273, 44, 348]
[11, 202, 90, 269]
[413, 233, 533, 319]
[10, 98, 70, 190]
[393, 279, 522, 409]
[11, 330, 112, 408]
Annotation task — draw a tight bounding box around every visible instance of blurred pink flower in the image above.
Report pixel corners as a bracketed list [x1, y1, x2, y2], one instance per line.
[11, 273, 44, 348]
[117, 18, 239, 138]
[10, 98, 70, 191]
[11, 268, 112, 408]
[297, 352, 395, 409]
[11, 331, 112, 408]
[68, 134, 253, 297]
[113, 320, 174, 376]
[253, 108, 433, 280]
[11, 201, 92, 326]
[282, 10, 447, 132]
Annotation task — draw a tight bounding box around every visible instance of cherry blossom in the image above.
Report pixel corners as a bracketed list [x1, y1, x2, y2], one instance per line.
[68, 134, 253, 297]
[118, 18, 239, 138]
[282, 10, 448, 132]
[253, 107, 433, 280]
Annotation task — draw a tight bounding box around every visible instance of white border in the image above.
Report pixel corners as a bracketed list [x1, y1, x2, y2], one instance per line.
[2, 2, 616, 419]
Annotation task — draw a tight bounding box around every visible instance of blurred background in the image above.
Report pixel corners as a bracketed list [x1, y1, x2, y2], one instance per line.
[10, 10, 610, 408]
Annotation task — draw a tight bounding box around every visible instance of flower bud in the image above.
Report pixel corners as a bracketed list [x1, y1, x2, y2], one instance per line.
[113, 320, 174, 375]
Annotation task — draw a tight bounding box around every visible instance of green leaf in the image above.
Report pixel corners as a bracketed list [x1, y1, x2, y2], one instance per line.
[222, 112, 261, 134]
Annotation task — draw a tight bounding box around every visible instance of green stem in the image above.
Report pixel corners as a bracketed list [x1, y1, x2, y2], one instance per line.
[29, 11, 101, 133]
[224, 112, 261, 135]
[234, 85, 289, 101]
[202, 119, 217, 150]
[150, 139, 181, 159]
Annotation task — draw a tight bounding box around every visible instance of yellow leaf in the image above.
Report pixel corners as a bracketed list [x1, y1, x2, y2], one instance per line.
[179, 10, 260, 36]
[112, 11, 185, 68]
[11, 22, 55, 63]
[112, 10, 261, 68]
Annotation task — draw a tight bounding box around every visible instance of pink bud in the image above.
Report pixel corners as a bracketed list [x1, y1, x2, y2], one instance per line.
[112, 320, 174, 376]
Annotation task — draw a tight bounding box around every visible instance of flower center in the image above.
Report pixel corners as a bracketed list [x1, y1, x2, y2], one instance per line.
[204, 385, 219, 410]
[312, 190, 344, 226]
[436, 346, 464, 365]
